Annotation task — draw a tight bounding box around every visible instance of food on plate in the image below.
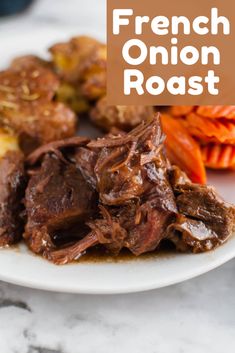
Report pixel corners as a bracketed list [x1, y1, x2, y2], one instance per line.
[161, 114, 206, 184]
[24, 137, 97, 255]
[0, 149, 26, 246]
[0, 62, 77, 154]
[168, 167, 235, 252]
[169, 106, 193, 116]
[24, 116, 235, 264]
[0, 36, 234, 265]
[49, 36, 106, 112]
[90, 96, 154, 131]
[10, 55, 52, 70]
[163, 105, 235, 180]
[196, 106, 235, 120]
[201, 143, 235, 170]
[79, 44, 106, 100]
[56, 82, 90, 114]
[182, 113, 235, 144]
[0, 128, 19, 158]
[50, 36, 157, 131]
[49, 36, 102, 83]
[11, 53, 91, 114]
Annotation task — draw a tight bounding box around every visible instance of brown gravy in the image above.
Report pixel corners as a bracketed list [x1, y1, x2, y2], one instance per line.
[5, 241, 177, 264]
[77, 242, 176, 263]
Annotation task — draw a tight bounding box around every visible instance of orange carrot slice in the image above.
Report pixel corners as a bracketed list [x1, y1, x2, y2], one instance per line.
[169, 106, 194, 116]
[197, 106, 235, 119]
[161, 114, 206, 184]
[184, 113, 235, 144]
[201, 143, 235, 170]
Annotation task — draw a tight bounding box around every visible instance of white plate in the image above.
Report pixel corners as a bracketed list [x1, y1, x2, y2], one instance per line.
[0, 29, 235, 294]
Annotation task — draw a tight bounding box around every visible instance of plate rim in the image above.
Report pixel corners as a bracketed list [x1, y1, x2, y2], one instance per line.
[0, 28, 234, 294]
[0, 240, 234, 294]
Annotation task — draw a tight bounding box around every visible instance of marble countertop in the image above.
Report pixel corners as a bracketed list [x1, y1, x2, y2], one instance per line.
[0, 1, 235, 352]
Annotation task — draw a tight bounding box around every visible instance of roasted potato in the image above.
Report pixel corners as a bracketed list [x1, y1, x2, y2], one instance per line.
[10, 55, 52, 71]
[50, 36, 106, 106]
[0, 65, 76, 154]
[80, 44, 106, 100]
[49, 36, 103, 82]
[55, 82, 90, 113]
[90, 96, 154, 132]
[0, 128, 19, 159]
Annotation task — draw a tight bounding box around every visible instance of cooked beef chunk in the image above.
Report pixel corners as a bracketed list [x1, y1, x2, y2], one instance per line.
[0, 65, 76, 154]
[73, 147, 98, 190]
[168, 165, 191, 188]
[167, 215, 220, 253]
[24, 153, 98, 255]
[168, 166, 235, 252]
[177, 184, 235, 236]
[47, 232, 99, 265]
[26, 136, 90, 165]
[0, 151, 26, 246]
[125, 204, 173, 255]
[88, 115, 166, 205]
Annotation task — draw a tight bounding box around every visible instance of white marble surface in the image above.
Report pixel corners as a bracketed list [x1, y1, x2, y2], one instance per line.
[0, 1, 235, 352]
[0, 260, 234, 353]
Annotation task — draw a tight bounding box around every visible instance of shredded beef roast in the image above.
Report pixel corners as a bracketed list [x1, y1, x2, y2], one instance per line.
[26, 136, 90, 165]
[24, 151, 98, 255]
[23, 115, 235, 264]
[177, 185, 235, 239]
[26, 117, 171, 263]
[167, 166, 235, 252]
[0, 151, 26, 246]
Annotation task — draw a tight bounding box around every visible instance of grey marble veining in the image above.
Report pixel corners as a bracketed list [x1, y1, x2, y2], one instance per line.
[0, 1, 235, 352]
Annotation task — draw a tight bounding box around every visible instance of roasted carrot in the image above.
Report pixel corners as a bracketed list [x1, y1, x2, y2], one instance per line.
[201, 143, 235, 170]
[161, 114, 206, 184]
[197, 106, 235, 120]
[184, 113, 235, 144]
[169, 105, 194, 116]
